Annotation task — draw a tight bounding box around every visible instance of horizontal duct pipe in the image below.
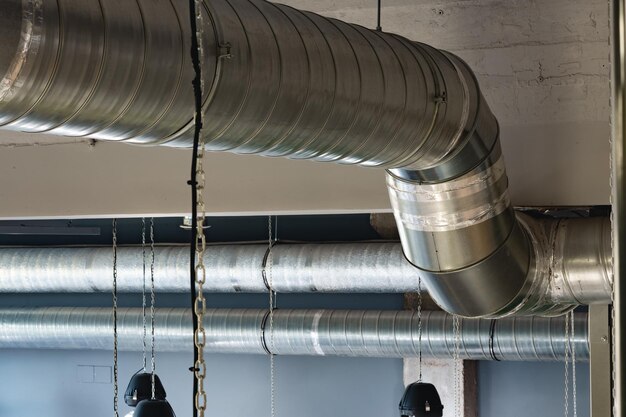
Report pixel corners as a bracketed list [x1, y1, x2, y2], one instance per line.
[0, 0, 613, 316]
[0, 308, 588, 361]
[0, 233, 612, 306]
[0, 242, 419, 293]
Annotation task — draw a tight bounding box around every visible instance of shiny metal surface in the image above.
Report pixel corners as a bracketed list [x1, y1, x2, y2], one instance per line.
[0, 0, 521, 319]
[387, 155, 509, 233]
[0, 0, 216, 137]
[512, 216, 613, 316]
[418, 221, 532, 317]
[388, 137, 536, 317]
[0, 307, 589, 361]
[399, 211, 614, 317]
[0, 243, 421, 293]
[546, 217, 613, 305]
[0, 0, 613, 319]
[0, 0, 482, 173]
[387, 145, 513, 272]
[0, 238, 613, 310]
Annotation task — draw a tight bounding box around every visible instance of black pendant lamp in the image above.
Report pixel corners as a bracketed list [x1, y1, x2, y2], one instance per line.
[399, 382, 444, 417]
[399, 278, 443, 417]
[124, 371, 167, 406]
[135, 399, 177, 417]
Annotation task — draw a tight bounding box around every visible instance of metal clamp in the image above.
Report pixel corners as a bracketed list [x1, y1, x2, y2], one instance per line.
[218, 42, 232, 59]
[261, 240, 279, 290]
[488, 319, 500, 361]
[260, 309, 278, 355]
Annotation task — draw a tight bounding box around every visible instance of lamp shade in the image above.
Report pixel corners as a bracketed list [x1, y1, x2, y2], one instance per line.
[124, 371, 167, 407]
[399, 382, 444, 417]
[134, 399, 176, 417]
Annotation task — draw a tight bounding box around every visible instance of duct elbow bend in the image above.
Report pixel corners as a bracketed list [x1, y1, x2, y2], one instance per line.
[389, 169, 611, 318]
[388, 161, 578, 317]
[387, 145, 538, 318]
[387, 150, 609, 317]
[386, 52, 582, 318]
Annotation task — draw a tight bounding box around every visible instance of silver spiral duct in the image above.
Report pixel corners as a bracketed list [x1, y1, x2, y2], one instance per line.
[0, 236, 613, 306]
[0, 0, 613, 317]
[0, 308, 589, 361]
[0, 242, 420, 293]
[1, 0, 484, 173]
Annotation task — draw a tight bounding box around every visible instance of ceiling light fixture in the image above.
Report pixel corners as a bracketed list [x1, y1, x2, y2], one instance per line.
[399, 278, 444, 417]
[131, 219, 176, 417]
[399, 382, 444, 417]
[125, 219, 167, 408]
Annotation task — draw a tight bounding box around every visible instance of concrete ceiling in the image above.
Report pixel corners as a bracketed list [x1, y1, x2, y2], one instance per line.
[0, 0, 611, 219]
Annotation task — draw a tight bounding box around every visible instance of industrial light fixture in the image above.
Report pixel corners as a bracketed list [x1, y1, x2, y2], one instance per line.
[124, 371, 167, 406]
[125, 219, 167, 408]
[126, 219, 176, 417]
[399, 382, 444, 417]
[134, 399, 177, 417]
[399, 279, 444, 417]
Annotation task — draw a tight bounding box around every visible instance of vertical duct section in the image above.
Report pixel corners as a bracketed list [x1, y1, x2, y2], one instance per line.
[0, 0, 613, 316]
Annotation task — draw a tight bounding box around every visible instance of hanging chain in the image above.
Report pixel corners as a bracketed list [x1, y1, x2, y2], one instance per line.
[193, 156, 208, 417]
[564, 312, 571, 417]
[142, 218, 148, 371]
[417, 277, 423, 382]
[571, 311, 577, 417]
[268, 215, 276, 417]
[190, 0, 207, 414]
[453, 315, 463, 417]
[112, 219, 119, 417]
[150, 218, 157, 399]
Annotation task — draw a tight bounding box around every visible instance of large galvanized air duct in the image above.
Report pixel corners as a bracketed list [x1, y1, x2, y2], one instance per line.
[0, 232, 613, 307]
[0, 307, 589, 361]
[0, 0, 613, 316]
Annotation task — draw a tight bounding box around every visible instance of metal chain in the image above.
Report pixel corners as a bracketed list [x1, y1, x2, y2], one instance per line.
[564, 312, 571, 417]
[193, 0, 207, 410]
[453, 315, 462, 417]
[571, 311, 577, 417]
[150, 218, 156, 399]
[417, 277, 423, 382]
[142, 218, 148, 371]
[268, 215, 276, 417]
[112, 219, 119, 417]
[190, 0, 207, 414]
